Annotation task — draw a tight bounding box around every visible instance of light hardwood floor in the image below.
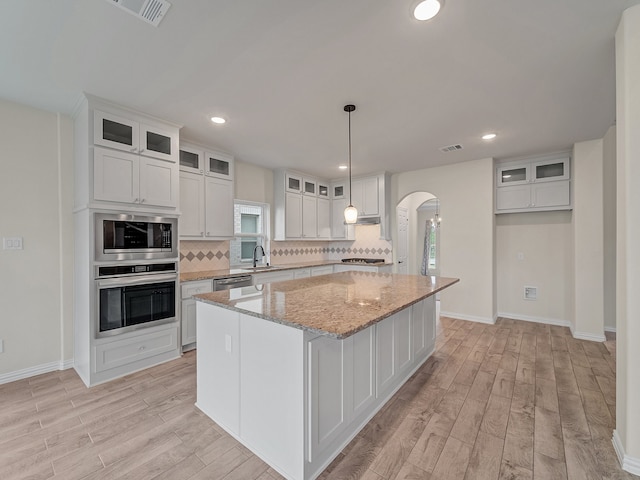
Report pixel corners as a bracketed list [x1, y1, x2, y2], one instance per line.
[0, 317, 632, 480]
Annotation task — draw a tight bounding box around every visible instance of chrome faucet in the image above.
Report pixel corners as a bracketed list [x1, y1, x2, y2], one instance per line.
[253, 245, 266, 267]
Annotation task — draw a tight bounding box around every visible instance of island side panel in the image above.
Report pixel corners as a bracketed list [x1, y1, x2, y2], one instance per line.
[196, 302, 241, 435]
[239, 313, 306, 480]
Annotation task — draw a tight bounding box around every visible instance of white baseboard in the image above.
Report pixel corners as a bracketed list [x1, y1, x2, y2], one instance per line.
[612, 430, 640, 475]
[439, 311, 496, 325]
[604, 326, 617, 333]
[571, 330, 606, 342]
[0, 358, 74, 385]
[497, 311, 571, 328]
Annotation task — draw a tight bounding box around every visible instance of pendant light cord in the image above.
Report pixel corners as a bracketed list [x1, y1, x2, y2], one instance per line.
[348, 109, 352, 206]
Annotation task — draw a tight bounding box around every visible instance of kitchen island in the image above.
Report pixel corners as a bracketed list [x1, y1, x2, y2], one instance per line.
[194, 272, 459, 480]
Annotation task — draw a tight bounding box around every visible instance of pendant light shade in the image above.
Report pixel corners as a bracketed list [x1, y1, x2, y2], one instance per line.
[343, 104, 358, 224]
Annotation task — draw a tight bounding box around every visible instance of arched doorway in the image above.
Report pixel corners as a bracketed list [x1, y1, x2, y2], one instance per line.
[396, 192, 441, 276]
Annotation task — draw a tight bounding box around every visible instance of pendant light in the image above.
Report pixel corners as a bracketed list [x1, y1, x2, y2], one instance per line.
[343, 104, 358, 224]
[430, 198, 442, 228]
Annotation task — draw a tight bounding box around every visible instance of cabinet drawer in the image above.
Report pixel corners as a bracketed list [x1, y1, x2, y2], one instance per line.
[95, 328, 177, 373]
[294, 268, 311, 278]
[311, 266, 334, 276]
[181, 280, 213, 299]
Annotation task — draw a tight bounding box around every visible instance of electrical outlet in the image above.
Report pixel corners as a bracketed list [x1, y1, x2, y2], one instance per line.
[524, 286, 538, 300]
[3, 237, 23, 250]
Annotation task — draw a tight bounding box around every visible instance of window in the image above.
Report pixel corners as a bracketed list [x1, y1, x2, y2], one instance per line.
[230, 202, 270, 266]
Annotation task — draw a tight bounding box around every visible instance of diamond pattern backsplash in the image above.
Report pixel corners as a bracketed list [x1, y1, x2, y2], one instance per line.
[180, 240, 230, 273]
[180, 225, 393, 272]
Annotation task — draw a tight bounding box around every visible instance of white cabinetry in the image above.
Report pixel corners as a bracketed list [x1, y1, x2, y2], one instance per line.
[179, 143, 234, 239]
[311, 265, 334, 276]
[94, 109, 178, 163]
[330, 183, 355, 240]
[181, 280, 213, 349]
[496, 155, 571, 213]
[275, 170, 331, 241]
[252, 269, 295, 285]
[351, 176, 379, 216]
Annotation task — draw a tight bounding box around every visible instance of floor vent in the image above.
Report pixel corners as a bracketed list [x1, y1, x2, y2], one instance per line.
[107, 0, 172, 27]
[439, 144, 464, 153]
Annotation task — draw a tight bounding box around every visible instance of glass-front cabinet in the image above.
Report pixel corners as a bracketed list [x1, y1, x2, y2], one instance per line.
[205, 151, 234, 180]
[532, 158, 570, 182]
[179, 145, 204, 174]
[497, 157, 570, 187]
[318, 183, 329, 198]
[303, 178, 317, 196]
[497, 165, 529, 186]
[286, 173, 302, 193]
[94, 110, 176, 162]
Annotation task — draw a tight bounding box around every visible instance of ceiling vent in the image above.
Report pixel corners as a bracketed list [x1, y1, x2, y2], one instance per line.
[439, 144, 464, 153]
[107, 0, 172, 27]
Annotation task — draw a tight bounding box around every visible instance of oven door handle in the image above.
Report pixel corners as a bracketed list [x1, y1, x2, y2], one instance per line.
[96, 273, 178, 288]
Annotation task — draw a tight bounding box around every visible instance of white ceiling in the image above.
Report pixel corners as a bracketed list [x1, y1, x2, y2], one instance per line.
[1, 0, 638, 178]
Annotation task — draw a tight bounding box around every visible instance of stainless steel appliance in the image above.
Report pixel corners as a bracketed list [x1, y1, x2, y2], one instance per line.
[213, 275, 253, 291]
[95, 261, 178, 338]
[95, 213, 177, 261]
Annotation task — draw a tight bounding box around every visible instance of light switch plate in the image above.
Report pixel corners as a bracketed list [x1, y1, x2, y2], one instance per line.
[3, 237, 23, 250]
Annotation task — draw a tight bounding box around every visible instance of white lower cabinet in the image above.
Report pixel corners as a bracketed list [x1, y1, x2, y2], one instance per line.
[196, 295, 435, 480]
[252, 270, 295, 285]
[311, 266, 334, 276]
[181, 280, 213, 348]
[95, 327, 177, 373]
[294, 268, 311, 279]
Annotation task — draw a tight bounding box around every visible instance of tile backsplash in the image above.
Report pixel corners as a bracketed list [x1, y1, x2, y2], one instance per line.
[180, 240, 230, 273]
[179, 224, 393, 272]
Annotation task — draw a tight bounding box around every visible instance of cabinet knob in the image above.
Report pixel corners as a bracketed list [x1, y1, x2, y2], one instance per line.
[207, 232, 210, 235]
[139, 346, 145, 351]
[139, 148, 145, 153]
[134, 198, 139, 203]
[140, 198, 145, 203]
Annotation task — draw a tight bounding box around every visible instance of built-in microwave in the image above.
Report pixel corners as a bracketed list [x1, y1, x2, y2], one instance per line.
[95, 213, 177, 261]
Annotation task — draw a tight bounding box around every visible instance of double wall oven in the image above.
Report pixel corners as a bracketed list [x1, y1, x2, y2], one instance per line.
[94, 213, 179, 338]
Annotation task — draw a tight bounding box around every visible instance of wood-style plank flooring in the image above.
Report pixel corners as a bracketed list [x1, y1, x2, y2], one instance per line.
[0, 317, 632, 480]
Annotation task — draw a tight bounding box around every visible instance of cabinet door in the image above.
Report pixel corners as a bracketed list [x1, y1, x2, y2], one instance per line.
[317, 198, 331, 239]
[375, 315, 395, 397]
[179, 171, 205, 237]
[179, 145, 204, 174]
[293, 268, 311, 279]
[331, 198, 347, 239]
[497, 164, 530, 187]
[412, 300, 429, 361]
[531, 180, 570, 208]
[361, 176, 379, 216]
[318, 183, 329, 198]
[394, 308, 412, 375]
[93, 147, 139, 204]
[308, 335, 347, 461]
[139, 157, 178, 208]
[285, 192, 302, 238]
[332, 183, 346, 199]
[303, 178, 317, 196]
[350, 327, 375, 418]
[205, 177, 234, 238]
[532, 157, 570, 183]
[286, 173, 302, 193]
[205, 151, 234, 180]
[181, 299, 197, 346]
[302, 195, 318, 238]
[495, 184, 531, 211]
[139, 124, 176, 162]
[252, 270, 295, 285]
[94, 110, 139, 153]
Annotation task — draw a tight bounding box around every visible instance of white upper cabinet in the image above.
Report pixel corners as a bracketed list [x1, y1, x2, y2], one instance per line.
[303, 177, 317, 196]
[94, 147, 178, 208]
[94, 110, 177, 163]
[286, 172, 303, 193]
[318, 183, 330, 198]
[351, 176, 379, 216]
[317, 198, 331, 239]
[495, 155, 571, 213]
[178, 142, 235, 239]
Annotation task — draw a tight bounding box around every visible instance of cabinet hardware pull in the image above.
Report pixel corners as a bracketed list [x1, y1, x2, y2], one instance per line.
[134, 198, 139, 203]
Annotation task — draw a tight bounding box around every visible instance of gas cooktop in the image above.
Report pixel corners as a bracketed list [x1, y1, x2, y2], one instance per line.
[341, 258, 386, 264]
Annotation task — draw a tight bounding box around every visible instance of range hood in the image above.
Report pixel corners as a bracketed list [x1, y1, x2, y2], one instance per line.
[349, 216, 381, 225]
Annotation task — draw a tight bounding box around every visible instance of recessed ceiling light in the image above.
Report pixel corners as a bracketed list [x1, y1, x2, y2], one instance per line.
[338, 165, 348, 170]
[413, 0, 443, 21]
[211, 116, 226, 124]
[482, 133, 497, 140]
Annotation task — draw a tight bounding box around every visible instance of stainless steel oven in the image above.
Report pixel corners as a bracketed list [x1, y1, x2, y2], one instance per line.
[95, 213, 177, 261]
[95, 262, 178, 338]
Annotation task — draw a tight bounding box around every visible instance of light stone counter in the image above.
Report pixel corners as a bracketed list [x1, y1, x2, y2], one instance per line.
[194, 272, 459, 339]
[179, 260, 392, 283]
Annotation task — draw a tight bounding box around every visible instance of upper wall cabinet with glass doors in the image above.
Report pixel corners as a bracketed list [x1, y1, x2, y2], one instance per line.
[94, 110, 178, 163]
[495, 155, 571, 213]
[178, 142, 234, 240]
[179, 144, 234, 181]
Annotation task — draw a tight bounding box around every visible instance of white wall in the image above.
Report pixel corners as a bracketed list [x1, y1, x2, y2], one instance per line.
[572, 139, 605, 340]
[0, 98, 74, 379]
[496, 212, 573, 325]
[393, 158, 495, 323]
[614, 4, 640, 471]
[603, 126, 616, 331]
[235, 160, 274, 205]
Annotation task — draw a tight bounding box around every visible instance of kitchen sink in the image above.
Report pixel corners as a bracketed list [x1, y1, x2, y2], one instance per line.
[236, 265, 283, 272]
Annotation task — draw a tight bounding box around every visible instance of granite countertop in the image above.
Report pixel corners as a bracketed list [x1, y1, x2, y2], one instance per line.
[194, 272, 459, 339]
[179, 260, 392, 282]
